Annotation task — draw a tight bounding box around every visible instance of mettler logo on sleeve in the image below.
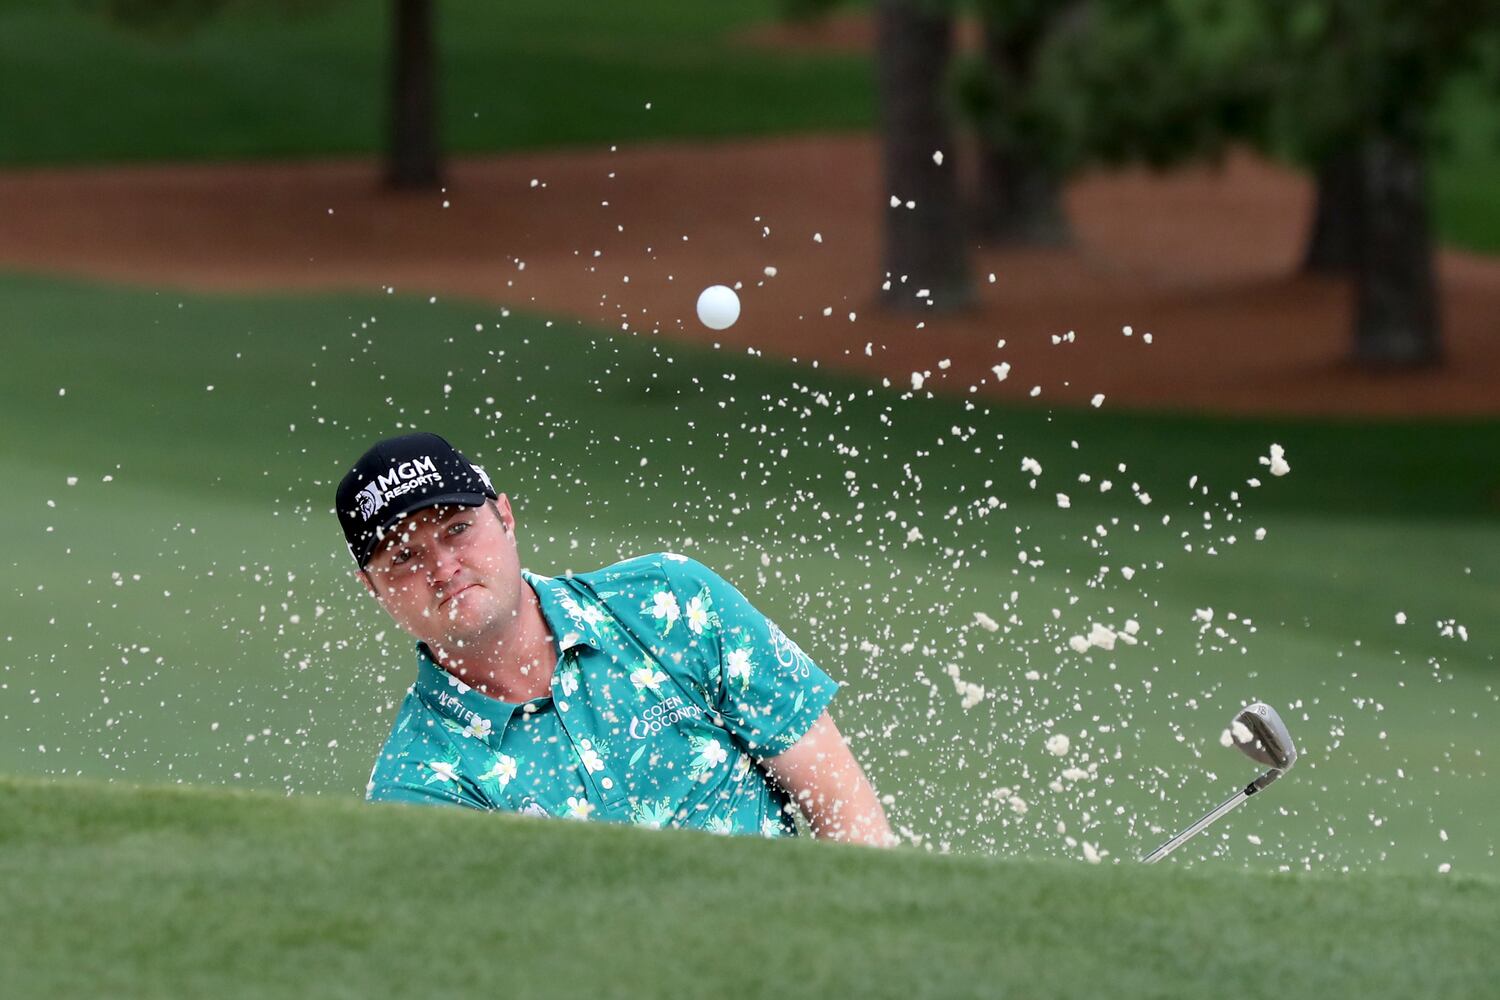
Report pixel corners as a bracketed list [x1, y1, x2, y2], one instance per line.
[357, 456, 443, 521]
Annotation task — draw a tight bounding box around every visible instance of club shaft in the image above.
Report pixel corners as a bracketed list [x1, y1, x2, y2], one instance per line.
[1140, 786, 1253, 864]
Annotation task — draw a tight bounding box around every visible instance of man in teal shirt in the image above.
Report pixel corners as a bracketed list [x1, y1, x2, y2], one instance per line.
[336, 432, 894, 844]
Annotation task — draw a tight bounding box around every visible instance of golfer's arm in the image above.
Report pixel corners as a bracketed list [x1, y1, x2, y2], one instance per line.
[759, 710, 897, 847]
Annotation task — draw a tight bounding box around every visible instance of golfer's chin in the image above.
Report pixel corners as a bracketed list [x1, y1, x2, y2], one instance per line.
[435, 586, 495, 633]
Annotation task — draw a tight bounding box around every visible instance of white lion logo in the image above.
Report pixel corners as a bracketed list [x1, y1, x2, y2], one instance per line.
[355, 481, 384, 520]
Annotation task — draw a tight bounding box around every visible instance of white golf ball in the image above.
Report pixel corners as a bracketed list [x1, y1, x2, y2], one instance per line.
[696, 284, 740, 330]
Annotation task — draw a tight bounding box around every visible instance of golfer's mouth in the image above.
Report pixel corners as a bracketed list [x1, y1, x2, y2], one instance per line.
[439, 584, 479, 608]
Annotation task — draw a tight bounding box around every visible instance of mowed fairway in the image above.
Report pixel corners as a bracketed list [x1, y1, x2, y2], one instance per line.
[1, 273, 1497, 874]
[1, 775, 1496, 999]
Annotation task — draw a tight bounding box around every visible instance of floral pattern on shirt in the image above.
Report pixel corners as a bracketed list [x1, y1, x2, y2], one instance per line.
[688, 732, 730, 779]
[366, 554, 839, 840]
[684, 588, 720, 636]
[724, 643, 755, 692]
[630, 659, 669, 696]
[630, 797, 676, 829]
[557, 657, 581, 696]
[477, 752, 518, 793]
[645, 586, 681, 636]
[421, 750, 462, 788]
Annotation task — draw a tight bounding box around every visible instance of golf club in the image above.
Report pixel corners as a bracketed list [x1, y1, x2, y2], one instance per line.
[1140, 701, 1298, 864]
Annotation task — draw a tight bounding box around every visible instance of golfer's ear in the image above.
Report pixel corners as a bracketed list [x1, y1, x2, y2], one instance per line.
[356, 568, 379, 597]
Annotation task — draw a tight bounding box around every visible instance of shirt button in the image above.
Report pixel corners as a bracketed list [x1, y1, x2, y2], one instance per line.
[601, 777, 614, 790]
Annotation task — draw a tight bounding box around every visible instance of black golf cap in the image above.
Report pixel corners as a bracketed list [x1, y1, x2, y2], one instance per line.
[335, 432, 497, 568]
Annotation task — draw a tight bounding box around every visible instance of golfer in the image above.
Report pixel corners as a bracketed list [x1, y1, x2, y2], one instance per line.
[337, 432, 895, 845]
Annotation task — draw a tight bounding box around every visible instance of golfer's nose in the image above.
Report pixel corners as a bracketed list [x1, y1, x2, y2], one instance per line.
[428, 551, 461, 582]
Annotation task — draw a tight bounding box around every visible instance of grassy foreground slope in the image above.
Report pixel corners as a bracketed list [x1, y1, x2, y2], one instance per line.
[0, 775, 1495, 999]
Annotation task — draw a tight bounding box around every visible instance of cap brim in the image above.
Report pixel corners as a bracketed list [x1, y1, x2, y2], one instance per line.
[358, 491, 489, 566]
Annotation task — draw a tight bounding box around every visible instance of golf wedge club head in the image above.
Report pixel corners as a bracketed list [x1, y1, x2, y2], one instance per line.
[1232, 702, 1297, 770]
[1140, 701, 1299, 863]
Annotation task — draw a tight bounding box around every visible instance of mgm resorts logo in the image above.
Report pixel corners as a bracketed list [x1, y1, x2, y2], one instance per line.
[356, 456, 443, 520]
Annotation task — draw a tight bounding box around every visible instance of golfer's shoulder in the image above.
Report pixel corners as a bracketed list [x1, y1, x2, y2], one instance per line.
[368, 689, 447, 781]
[577, 551, 724, 595]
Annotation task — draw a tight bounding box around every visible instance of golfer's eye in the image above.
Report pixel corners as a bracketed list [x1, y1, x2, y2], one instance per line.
[391, 549, 412, 566]
[450, 522, 469, 536]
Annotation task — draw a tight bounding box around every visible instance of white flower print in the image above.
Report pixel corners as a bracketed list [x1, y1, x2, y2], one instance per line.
[631, 798, 675, 829]
[685, 594, 711, 634]
[446, 673, 472, 695]
[463, 717, 493, 740]
[688, 734, 729, 777]
[630, 662, 669, 695]
[706, 815, 733, 836]
[477, 753, 517, 789]
[423, 758, 460, 787]
[725, 647, 753, 689]
[732, 753, 753, 782]
[519, 801, 549, 819]
[565, 796, 594, 821]
[760, 816, 783, 839]
[579, 746, 605, 774]
[557, 665, 580, 697]
[646, 589, 680, 634]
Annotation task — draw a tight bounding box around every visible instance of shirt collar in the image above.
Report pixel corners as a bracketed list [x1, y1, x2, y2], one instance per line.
[522, 569, 605, 654]
[411, 641, 516, 737]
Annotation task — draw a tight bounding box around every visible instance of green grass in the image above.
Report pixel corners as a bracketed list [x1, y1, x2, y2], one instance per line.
[5, 2, 1500, 252]
[1433, 74, 1500, 254]
[0, 272, 1496, 876]
[0, 0, 871, 165]
[0, 774, 1495, 998]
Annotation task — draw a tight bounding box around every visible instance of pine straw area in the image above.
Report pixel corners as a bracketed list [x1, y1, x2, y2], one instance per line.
[2, 133, 1497, 416]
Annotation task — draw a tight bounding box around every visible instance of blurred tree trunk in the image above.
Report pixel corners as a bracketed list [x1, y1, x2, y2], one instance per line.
[976, 146, 1069, 246]
[875, 0, 972, 311]
[1355, 136, 1439, 366]
[386, 0, 442, 190]
[973, 9, 1071, 246]
[1302, 149, 1361, 273]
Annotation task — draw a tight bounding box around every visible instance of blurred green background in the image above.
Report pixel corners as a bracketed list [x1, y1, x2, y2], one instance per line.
[3, 1, 1499, 250]
[1, 0, 1496, 880]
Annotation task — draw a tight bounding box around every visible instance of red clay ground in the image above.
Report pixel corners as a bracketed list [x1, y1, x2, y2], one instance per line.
[2, 133, 1497, 416]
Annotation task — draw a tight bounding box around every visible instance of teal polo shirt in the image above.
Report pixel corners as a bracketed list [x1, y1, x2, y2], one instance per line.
[365, 553, 839, 837]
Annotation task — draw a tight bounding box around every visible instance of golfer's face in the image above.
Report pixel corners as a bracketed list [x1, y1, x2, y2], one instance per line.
[362, 500, 520, 643]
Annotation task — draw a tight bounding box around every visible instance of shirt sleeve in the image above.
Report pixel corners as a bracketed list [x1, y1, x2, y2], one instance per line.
[667, 556, 839, 757]
[365, 708, 490, 811]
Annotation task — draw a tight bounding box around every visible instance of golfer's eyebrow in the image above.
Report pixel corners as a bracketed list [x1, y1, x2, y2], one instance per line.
[434, 506, 468, 525]
[375, 507, 470, 560]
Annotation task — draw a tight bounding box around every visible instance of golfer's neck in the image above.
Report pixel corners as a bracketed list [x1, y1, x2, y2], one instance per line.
[430, 591, 557, 702]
